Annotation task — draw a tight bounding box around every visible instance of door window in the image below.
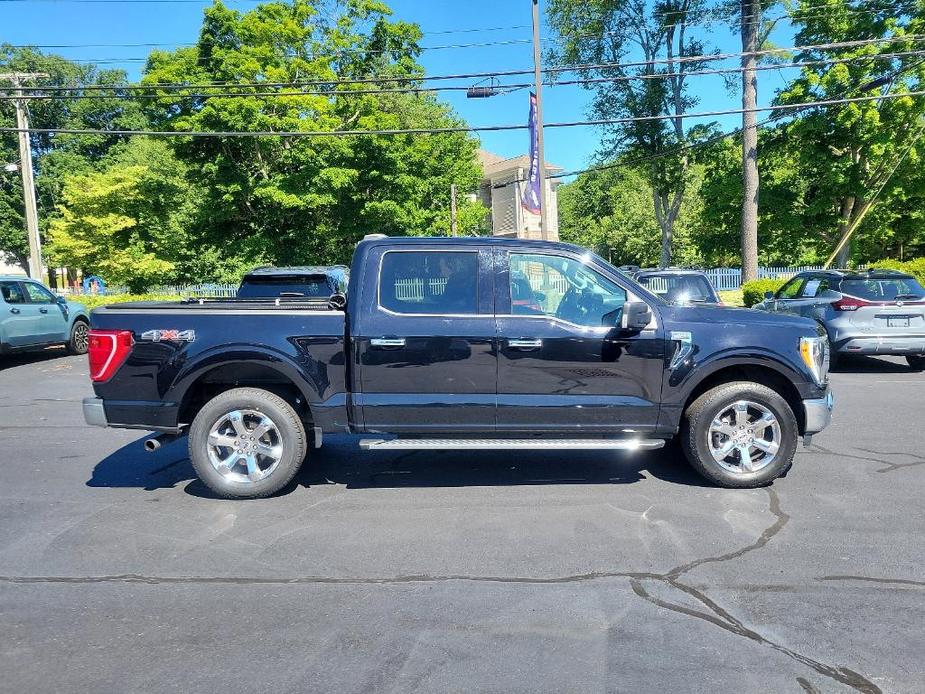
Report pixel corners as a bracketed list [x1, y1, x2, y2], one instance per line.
[379, 251, 479, 315]
[23, 282, 55, 304]
[777, 277, 805, 300]
[509, 253, 627, 327]
[1, 282, 26, 304]
[800, 277, 832, 298]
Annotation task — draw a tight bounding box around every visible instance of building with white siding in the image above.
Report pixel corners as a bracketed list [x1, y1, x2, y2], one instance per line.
[477, 149, 561, 241]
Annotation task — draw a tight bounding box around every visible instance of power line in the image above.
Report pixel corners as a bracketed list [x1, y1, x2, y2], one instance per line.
[2, 89, 923, 138]
[8, 48, 925, 102]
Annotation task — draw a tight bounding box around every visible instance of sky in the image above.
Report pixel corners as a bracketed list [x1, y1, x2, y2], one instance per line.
[1, 0, 800, 178]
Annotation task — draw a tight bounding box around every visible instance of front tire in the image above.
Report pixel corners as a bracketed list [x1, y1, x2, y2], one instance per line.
[907, 355, 925, 371]
[680, 381, 798, 488]
[188, 387, 307, 499]
[67, 320, 89, 355]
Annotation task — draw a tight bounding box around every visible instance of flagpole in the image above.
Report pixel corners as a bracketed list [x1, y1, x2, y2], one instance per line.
[531, 0, 549, 241]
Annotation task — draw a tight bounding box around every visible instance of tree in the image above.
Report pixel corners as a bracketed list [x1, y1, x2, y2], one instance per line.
[140, 0, 484, 271]
[47, 138, 199, 291]
[777, 0, 925, 266]
[548, 0, 712, 266]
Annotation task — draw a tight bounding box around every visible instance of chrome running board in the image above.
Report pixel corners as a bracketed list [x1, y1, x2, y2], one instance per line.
[358, 438, 665, 451]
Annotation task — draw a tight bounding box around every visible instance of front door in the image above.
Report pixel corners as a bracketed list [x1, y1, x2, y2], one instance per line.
[496, 250, 665, 434]
[355, 245, 497, 433]
[1, 281, 43, 347]
[23, 281, 68, 343]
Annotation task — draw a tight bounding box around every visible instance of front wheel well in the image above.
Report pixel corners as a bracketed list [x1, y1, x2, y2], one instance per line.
[178, 362, 313, 430]
[682, 364, 806, 433]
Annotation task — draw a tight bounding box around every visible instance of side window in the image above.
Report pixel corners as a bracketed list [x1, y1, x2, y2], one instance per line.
[777, 277, 805, 300]
[24, 282, 55, 304]
[510, 253, 627, 327]
[379, 251, 479, 315]
[0, 281, 26, 305]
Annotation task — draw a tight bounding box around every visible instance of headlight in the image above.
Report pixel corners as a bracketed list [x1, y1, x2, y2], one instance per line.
[799, 336, 829, 385]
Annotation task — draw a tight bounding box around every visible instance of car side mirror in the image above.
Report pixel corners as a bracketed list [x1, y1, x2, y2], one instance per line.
[621, 301, 652, 331]
[56, 295, 67, 305]
[764, 290, 774, 300]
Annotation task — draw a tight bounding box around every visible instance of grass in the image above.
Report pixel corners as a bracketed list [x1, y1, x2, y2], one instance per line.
[718, 289, 744, 307]
[70, 294, 183, 311]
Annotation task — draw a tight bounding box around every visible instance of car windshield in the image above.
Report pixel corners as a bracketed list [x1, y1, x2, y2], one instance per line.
[840, 277, 925, 301]
[237, 275, 333, 298]
[636, 274, 718, 304]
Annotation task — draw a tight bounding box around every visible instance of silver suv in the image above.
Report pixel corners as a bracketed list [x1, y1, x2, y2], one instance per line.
[754, 269, 925, 370]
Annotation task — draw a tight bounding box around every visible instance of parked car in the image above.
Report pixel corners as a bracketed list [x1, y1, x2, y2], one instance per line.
[237, 266, 349, 299]
[632, 268, 722, 305]
[753, 269, 925, 370]
[82, 236, 832, 498]
[0, 276, 90, 355]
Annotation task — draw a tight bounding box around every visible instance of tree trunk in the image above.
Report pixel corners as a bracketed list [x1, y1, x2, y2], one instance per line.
[833, 195, 857, 268]
[740, 0, 760, 283]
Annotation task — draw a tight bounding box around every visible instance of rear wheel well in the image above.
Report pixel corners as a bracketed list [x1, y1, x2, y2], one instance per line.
[178, 363, 312, 430]
[682, 365, 805, 433]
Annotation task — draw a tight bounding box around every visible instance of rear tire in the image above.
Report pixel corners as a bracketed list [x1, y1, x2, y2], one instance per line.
[188, 387, 307, 499]
[680, 381, 798, 488]
[67, 319, 89, 355]
[907, 355, 925, 371]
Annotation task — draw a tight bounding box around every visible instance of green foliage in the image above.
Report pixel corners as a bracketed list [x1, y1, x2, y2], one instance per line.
[75, 294, 183, 310]
[742, 279, 786, 307]
[871, 258, 925, 284]
[717, 289, 744, 307]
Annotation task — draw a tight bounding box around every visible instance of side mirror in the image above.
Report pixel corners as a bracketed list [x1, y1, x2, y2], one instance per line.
[763, 290, 774, 300]
[621, 301, 652, 331]
[56, 295, 67, 305]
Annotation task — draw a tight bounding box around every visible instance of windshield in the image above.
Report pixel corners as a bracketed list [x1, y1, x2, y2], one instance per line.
[840, 277, 925, 301]
[237, 275, 334, 298]
[636, 274, 718, 304]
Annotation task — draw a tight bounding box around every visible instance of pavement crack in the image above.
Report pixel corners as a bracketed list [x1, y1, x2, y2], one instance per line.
[811, 444, 925, 474]
[817, 575, 925, 588]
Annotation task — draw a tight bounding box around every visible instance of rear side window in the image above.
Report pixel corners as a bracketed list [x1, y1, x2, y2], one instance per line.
[840, 277, 925, 301]
[379, 251, 478, 315]
[0, 282, 25, 304]
[800, 277, 832, 298]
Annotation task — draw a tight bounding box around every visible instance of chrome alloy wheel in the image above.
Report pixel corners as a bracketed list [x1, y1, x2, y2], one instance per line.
[707, 400, 781, 474]
[206, 409, 284, 484]
[73, 322, 89, 352]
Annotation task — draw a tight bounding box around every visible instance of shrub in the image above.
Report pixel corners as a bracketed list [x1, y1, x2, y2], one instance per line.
[742, 279, 786, 308]
[870, 258, 925, 284]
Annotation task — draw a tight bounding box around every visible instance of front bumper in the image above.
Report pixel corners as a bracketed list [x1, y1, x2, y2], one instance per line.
[802, 389, 834, 435]
[83, 397, 108, 427]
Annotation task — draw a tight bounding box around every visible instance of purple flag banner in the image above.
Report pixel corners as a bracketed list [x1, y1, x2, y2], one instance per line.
[521, 92, 542, 215]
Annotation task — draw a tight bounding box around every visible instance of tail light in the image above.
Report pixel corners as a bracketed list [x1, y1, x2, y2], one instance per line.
[832, 296, 872, 311]
[88, 330, 134, 382]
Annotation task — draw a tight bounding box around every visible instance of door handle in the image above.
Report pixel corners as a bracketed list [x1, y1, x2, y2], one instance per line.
[39, 308, 48, 314]
[10, 308, 20, 314]
[370, 337, 406, 349]
[507, 338, 543, 350]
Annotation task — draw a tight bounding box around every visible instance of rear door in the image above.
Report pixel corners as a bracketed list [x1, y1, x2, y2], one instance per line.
[1, 281, 43, 347]
[23, 281, 69, 342]
[354, 245, 497, 433]
[495, 249, 665, 434]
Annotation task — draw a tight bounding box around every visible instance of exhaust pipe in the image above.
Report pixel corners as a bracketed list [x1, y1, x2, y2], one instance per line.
[144, 433, 178, 452]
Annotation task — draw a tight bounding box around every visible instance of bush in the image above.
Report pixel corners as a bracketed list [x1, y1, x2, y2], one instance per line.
[742, 279, 786, 308]
[870, 258, 925, 284]
[68, 294, 183, 311]
[717, 289, 744, 306]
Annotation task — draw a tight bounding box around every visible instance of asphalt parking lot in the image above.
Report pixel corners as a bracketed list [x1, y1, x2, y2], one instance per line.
[1, 351, 923, 693]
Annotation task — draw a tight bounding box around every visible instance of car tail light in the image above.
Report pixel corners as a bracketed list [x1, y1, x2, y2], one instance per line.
[832, 296, 872, 311]
[88, 330, 134, 382]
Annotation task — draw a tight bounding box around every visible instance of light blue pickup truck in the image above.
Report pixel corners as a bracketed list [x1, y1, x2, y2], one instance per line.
[0, 276, 90, 355]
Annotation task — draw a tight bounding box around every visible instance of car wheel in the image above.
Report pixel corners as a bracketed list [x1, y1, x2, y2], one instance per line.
[67, 320, 90, 355]
[680, 381, 798, 488]
[907, 355, 925, 371]
[188, 387, 307, 499]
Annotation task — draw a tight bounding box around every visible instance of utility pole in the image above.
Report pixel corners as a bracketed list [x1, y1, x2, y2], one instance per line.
[450, 183, 458, 237]
[739, 0, 760, 284]
[1, 72, 47, 280]
[531, 0, 549, 241]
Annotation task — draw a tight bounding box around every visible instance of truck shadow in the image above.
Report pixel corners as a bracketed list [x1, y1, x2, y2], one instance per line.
[86, 434, 711, 497]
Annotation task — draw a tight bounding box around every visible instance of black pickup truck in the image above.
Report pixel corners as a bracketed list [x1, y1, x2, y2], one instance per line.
[83, 236, 833, 498]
